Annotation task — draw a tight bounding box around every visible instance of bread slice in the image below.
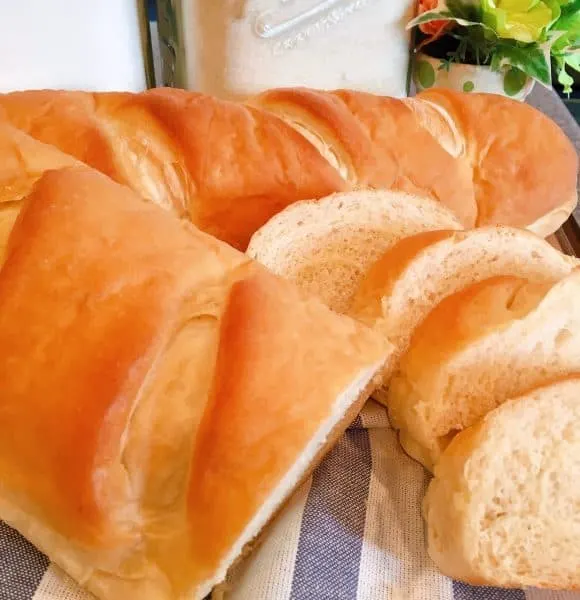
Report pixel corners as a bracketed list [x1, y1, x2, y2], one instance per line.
[246, 190, 462, 313]
[387, 270, 580, 471]
[350, 226, 579, 368]
[423, 376, 580, 589]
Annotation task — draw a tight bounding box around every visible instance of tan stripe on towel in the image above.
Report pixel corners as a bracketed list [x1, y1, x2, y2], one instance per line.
[357, 405, 453, 600]
[222, 478, 313, 600]
[32, 564, 94, 600]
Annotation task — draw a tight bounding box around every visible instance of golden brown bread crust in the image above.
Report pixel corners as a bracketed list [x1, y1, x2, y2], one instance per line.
[140, 89, 348, 248]
[251, 87, 377, 185]
[396, 275, 550, 381]
[350, 229, 456, 324]
[0, 121, 80, 204]
[1, 164, 246, 561]
[0, 166, 391, 599]
[252, 88, 477, 227]
[386, 275, 531, 463]
[0, 122, 82, 261]
[0, 89, 192, 216]
[417, 88, 579, 233]
[255, 87, 578, 234]
[201, 377, 377, 600]
[186, 272, 391, 586]
[0, 88, 347, 250]
[0, 87, 576, 252]
[0, 91, 119, 179]
[331, 90, 478, 227]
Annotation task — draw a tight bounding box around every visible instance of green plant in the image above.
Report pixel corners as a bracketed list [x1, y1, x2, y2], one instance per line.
[408, 0, 580, 94]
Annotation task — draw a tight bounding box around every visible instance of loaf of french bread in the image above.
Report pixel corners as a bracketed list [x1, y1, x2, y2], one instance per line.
[0, 87, 576, 250]
[0, 166, 393, 600]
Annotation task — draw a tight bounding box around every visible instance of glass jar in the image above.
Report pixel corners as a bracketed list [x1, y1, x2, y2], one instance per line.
[156, 0, 415, 100]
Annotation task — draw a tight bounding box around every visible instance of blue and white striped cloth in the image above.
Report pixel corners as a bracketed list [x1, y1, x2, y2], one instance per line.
[0, 400, 579, 600]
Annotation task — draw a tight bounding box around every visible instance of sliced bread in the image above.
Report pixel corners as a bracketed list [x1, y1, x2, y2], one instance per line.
[350, 226, 579, 366]
[387, 270, 580, 471]
[423, 376, 580, 589]
[246, 190, 462, 313]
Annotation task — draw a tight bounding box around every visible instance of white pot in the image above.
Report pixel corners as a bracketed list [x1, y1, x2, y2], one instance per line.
[413, 52, 535, 101]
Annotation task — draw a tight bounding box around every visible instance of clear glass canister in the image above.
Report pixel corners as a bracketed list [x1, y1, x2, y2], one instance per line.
[156, 0, 416, 100]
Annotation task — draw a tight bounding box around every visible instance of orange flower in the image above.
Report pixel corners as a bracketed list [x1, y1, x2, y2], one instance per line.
[418, 0, 438, 10]
[417, 0, 451, 37]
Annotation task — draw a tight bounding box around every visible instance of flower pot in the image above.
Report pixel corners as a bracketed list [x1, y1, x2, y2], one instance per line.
[413, 52, 535, 101]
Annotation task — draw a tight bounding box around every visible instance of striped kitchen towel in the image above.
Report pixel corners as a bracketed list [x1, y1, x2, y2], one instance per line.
[1, 400, 579, 600]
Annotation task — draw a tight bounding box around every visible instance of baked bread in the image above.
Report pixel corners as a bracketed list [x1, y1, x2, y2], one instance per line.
[0, 166, 393, 600]
[0, 121, 81, 261]
[0, 87, 346, 250]
[0, 87, 575, 250]
[250, 87, 476, 226]
[423, 376, 580, 590]
[387, 270, 580, 471]
[410, 88, 579, 236]
[246, 189, 462, 313]
[350, 226, 579, 369]
[252, 87, 578, 236]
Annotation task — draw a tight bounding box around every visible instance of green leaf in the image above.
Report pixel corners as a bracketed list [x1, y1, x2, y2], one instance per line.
[557, 63, 575, 93]
[559, 0, 580, 20]
[553, 9, 580, 34]
[553, 48, 579, 94]
[407, 9, 486, 30]
[490, 52, 503, 70]
[548, 5, 579, 56]
[503, 66, 529, 94]
[415, 60, 437, 88]
[564, 51, 580, 70]
[551, 0, 580, 47]
[500, 0, 539, 10]
[446, 0, 483, 19]
[407, 0, 487, 29]
[491, 40, 553, 83]
[408, 9, 454, 28]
